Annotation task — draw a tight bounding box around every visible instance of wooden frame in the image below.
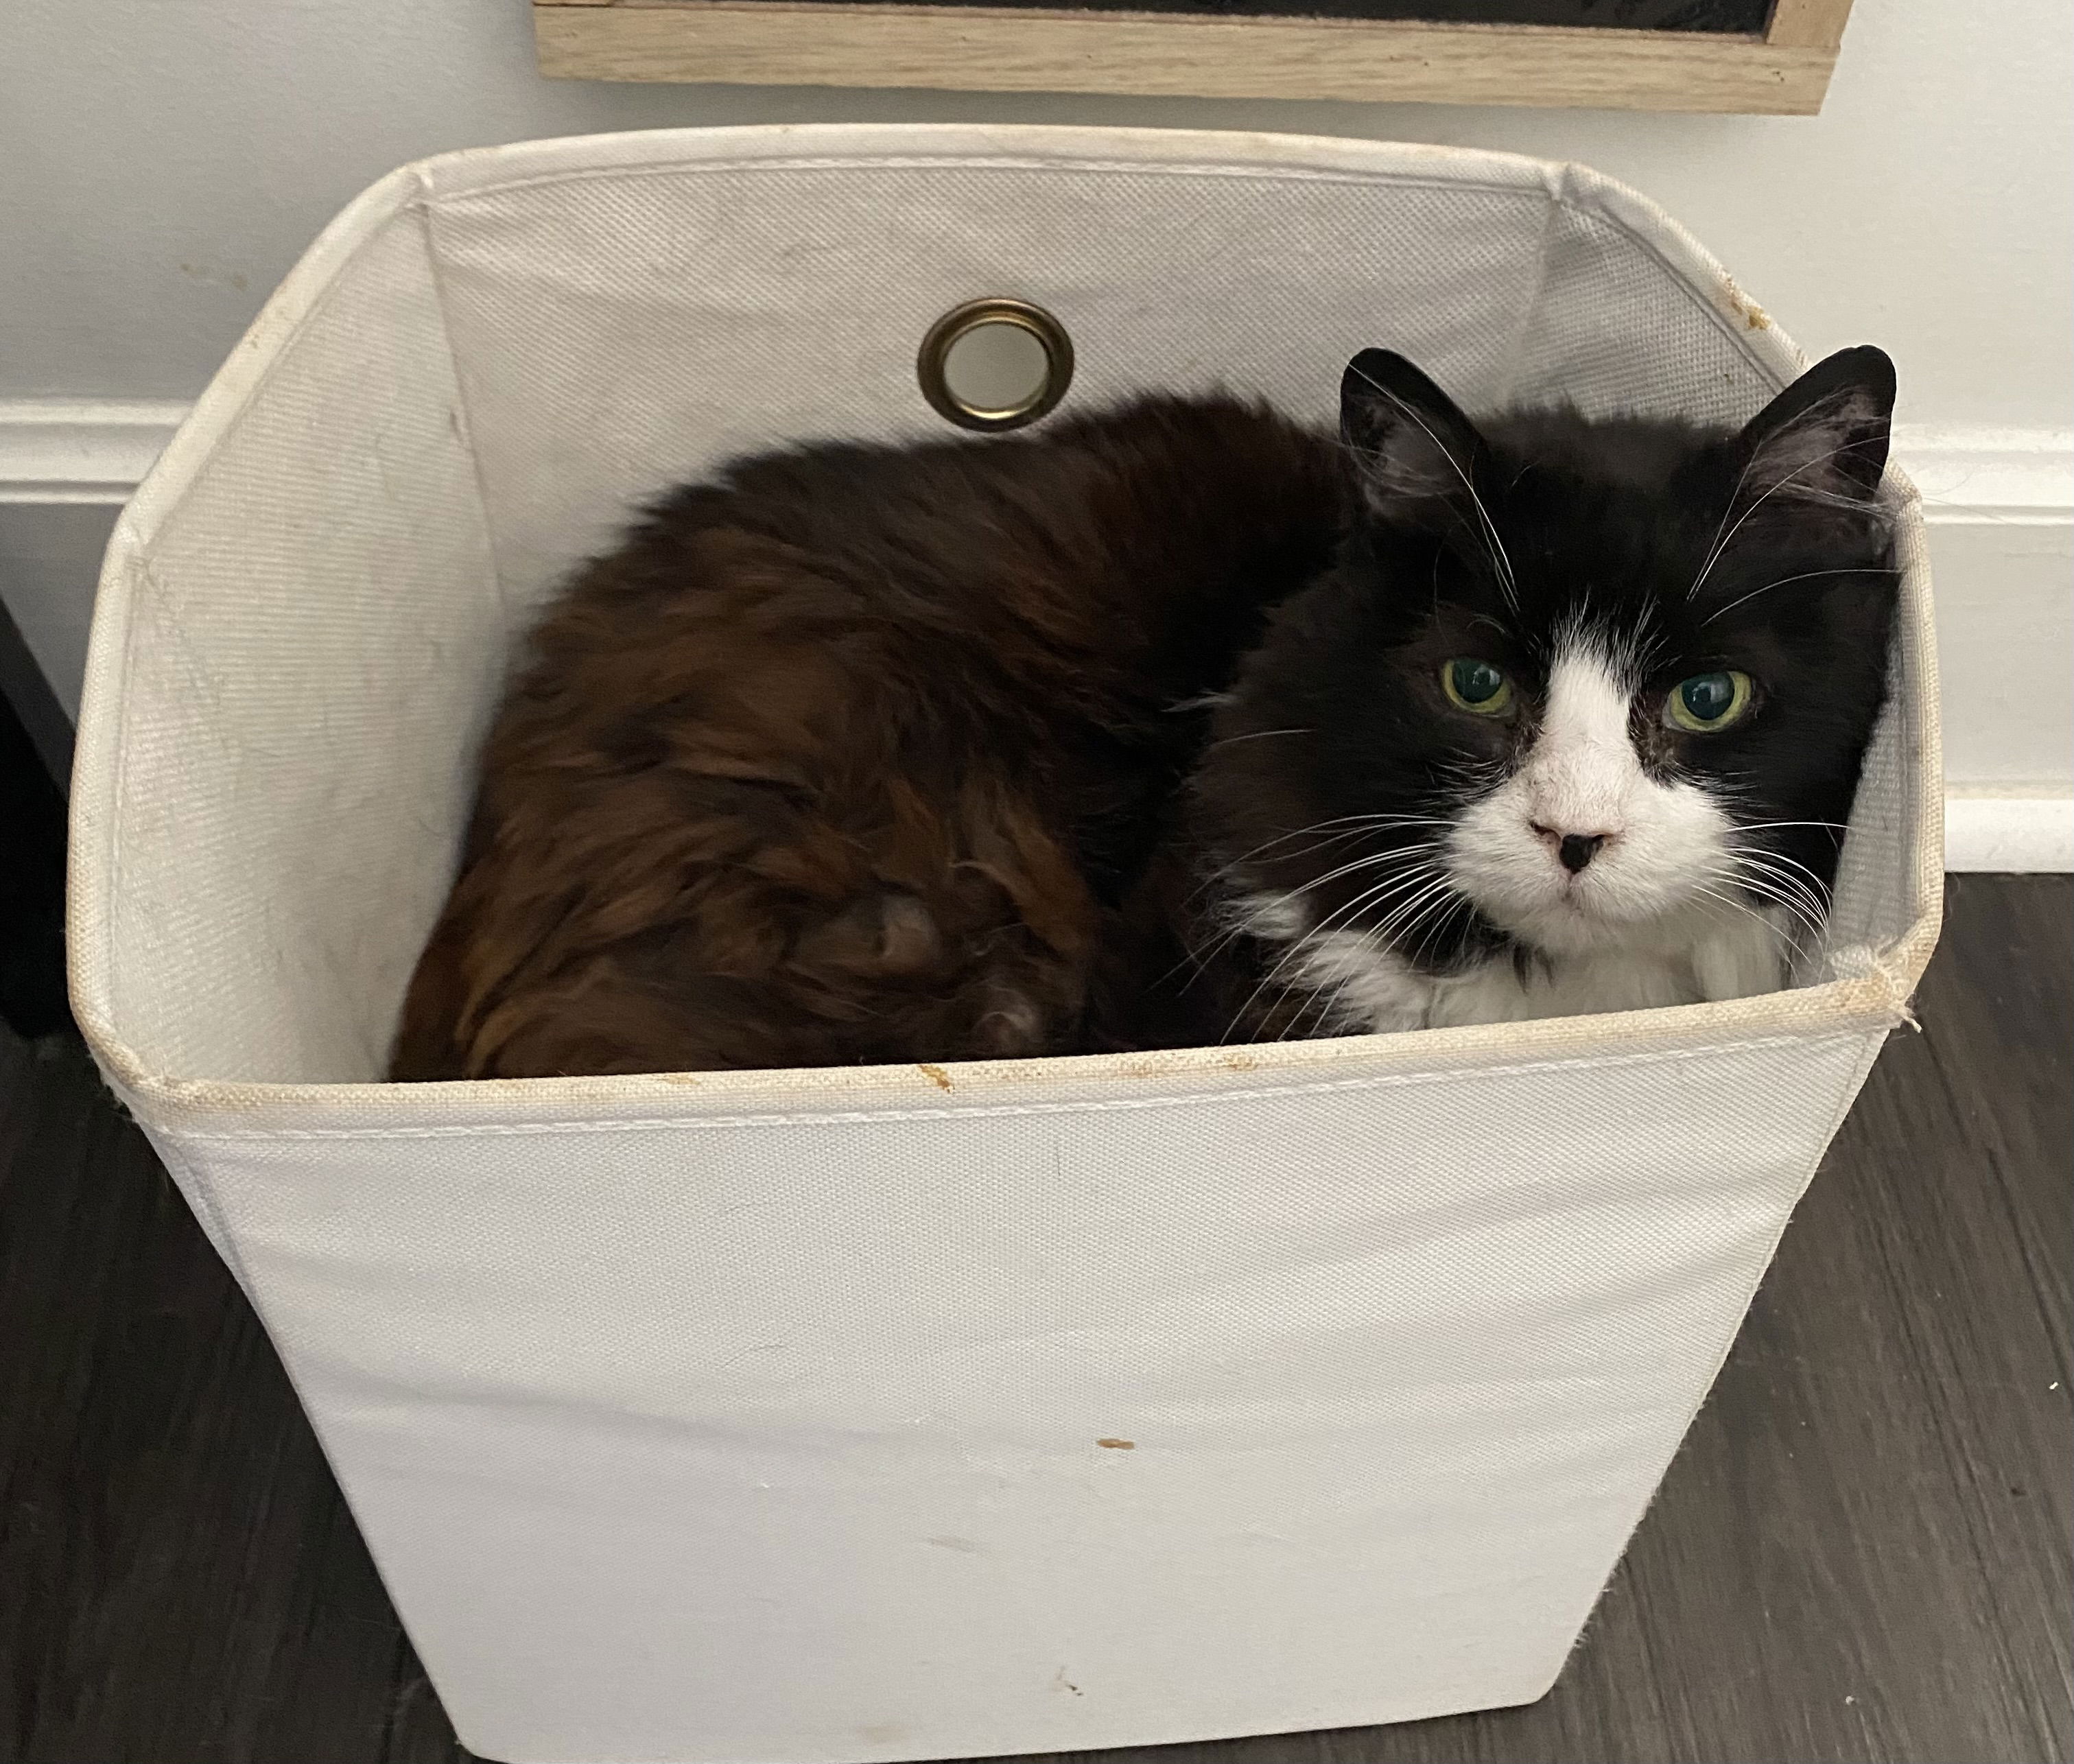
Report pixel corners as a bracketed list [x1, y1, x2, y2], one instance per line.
[534, 0, 1854, 112]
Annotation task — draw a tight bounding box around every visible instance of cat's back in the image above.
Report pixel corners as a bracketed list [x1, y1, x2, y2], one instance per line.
[568, 395, 1341, 668]
[391, 396, 1345, 1081]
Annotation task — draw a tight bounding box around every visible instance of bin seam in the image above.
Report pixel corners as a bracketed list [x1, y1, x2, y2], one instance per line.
[1495, 173, 1563, 406]
[413, 181, 515, 635]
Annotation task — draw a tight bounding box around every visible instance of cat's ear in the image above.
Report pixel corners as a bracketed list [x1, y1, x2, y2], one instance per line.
[1736, 345, 1896, 506]
[1340, 349, 1489, 515]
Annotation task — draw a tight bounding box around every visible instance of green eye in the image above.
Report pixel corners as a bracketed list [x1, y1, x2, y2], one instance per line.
[1665, 669, 1755, 732]
[1442, 658, 1514, 716]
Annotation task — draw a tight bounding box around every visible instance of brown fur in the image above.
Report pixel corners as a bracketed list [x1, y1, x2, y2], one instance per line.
[391, 398, 1345, 1079]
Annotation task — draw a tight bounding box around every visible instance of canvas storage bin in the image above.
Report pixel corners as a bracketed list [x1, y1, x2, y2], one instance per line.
[69, 125, 1942, 1764]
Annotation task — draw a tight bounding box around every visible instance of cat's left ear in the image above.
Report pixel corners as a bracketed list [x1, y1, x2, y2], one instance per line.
[1340, 349, 1490, 516]
[1736, 345, 1897, 505]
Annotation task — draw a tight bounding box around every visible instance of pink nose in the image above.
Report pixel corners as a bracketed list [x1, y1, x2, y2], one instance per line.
[1531, 823, 1614, 874]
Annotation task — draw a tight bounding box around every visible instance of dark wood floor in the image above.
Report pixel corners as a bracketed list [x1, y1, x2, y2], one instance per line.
[1, 876, 2067, 1764]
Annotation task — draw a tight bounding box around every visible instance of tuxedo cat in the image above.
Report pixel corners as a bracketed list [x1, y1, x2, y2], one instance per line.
[1184, 345, 1898, 1040]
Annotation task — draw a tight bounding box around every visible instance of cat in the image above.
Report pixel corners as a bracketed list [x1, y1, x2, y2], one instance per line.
[390, 345, 1898, 1079]
[1180, 344, 1900, 1040]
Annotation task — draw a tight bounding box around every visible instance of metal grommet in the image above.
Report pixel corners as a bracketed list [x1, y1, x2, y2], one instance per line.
[916, 298, 1074, 433]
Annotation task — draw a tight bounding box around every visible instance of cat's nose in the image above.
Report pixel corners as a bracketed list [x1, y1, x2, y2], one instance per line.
[1531, 823, 1612, 873]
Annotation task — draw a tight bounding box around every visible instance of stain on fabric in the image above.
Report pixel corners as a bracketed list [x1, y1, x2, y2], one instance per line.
[1719, 274, 1772, 330]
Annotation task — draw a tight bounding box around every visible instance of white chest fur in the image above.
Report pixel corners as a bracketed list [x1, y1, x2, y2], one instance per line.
[1243, 895, 1789, 1035]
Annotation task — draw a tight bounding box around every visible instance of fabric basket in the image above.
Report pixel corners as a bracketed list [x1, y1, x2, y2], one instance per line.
[68, 125, 1942, 1764]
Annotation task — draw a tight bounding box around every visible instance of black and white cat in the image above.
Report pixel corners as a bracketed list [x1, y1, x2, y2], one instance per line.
[1186, 345, 1900, 1039]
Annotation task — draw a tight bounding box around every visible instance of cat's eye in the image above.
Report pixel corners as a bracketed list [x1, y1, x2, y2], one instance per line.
[1664, 669, 1755, 733]
[1441, 658, 1513, 716]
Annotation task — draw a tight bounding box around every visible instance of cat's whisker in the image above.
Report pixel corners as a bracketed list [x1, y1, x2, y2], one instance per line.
[1181, 847, 1443, 987]
[1398, 889, 1472, 975]
[1719, 865, 1828, 945]
[1732, 893, 1825, 957]
[1363, 874, 1461, 952]
[1691, 874, 1802, 930]
[1303, 980, 1360, 1041]
[1289, 865, 1453, 965]
[1218, 812, 1448, 865]
[1736, 891, 1829, 953]
[1266, 876, 1463, 1035]
[1688, 882, 1817, 964]
[1277, 871, 1462, 1016]
[1746, 870, 1835, 932]
[1328, 877, 1461, 981]
[1279, 963, 1358, 1042]
[1204, 727, 1314, 750]
[1703, 873, 1821, 948]
[1284, 843, 1445, 898]
[1728, 843, 1830, 894]
[1345, 367, 1518, 608]
[1180, 816, 1441, 912]
[1730, 847, 1836, 913]
[1689, 398, 1882, 600]
[1688, 434, 1771, 608]
[1701, 566, 1902, 626]
[1688, 430, 1889, 600]
[1738, 843, 1839, 886]
[1186, 821, 1443, 913]
[1221, 863, 1448, 1041]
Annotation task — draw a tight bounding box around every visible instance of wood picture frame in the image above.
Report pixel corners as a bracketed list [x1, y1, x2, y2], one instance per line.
[534, 0, 1855, 113]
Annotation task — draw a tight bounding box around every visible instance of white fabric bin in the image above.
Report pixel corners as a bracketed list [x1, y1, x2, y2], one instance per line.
[68, 125, 1942, 1764]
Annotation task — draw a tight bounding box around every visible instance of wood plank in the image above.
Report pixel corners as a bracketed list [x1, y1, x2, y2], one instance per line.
[533, 2, 1836, 111]
[1765, 0, 1856, 51]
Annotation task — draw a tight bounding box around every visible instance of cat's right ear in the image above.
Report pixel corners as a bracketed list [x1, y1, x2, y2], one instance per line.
[1340, 349, 1489, 517]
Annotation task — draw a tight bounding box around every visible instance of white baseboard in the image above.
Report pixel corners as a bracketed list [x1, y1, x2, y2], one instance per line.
[1944, 792, 2074, 873]
[2, 402, 2070, 871]
[0, 399, 189, 505]
[1893, 423, 2074, 522]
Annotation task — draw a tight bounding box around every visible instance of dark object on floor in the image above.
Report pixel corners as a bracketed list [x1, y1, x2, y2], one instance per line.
[0, 621, 72, 1041]
[1, 878, 2067, 1764]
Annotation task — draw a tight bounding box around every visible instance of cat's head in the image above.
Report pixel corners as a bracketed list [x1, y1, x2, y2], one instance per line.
[1197, 344, 1900, 976]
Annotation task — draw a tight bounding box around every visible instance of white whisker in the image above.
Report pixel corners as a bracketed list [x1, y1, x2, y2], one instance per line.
[1205, 727, 1314, 749]
[1221, 862, 1449, 1042]
[1688, 428, 1889, 601]
[1347, 365, 1518, 609]
[1701, 565, 1900, 626]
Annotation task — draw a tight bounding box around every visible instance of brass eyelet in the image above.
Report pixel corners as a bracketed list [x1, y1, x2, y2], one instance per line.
[916, 298, 1074, 434]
